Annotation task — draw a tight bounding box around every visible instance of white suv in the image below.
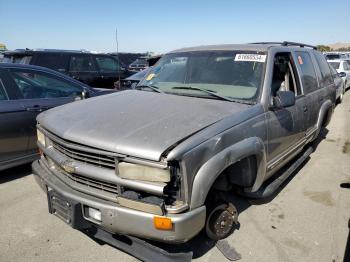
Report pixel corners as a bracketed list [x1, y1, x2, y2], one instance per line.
[328, 59, 350, 89]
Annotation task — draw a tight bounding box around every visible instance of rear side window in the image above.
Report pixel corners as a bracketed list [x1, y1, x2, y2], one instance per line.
[95, 56, 119, 72]
[313, 52, 333, 86]
[34, 54, 68, 72]
[295, 51, 318, 94]
[69, 55, 96, 72]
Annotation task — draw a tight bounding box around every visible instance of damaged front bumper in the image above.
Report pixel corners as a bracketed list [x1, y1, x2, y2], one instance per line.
[32, 159, 206, 243]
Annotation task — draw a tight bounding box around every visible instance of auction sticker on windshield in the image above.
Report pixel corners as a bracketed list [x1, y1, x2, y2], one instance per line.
[235, 54, 266, 62]
[146, 73, 155, 81]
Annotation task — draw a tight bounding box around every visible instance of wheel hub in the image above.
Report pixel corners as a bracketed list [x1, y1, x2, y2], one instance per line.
[206, 203, 238, 240]
[214, 210, 234, 237]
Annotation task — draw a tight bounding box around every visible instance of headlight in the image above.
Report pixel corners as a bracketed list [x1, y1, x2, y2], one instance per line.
[37, 129, 46, 147]
[118, 162, 171, 183]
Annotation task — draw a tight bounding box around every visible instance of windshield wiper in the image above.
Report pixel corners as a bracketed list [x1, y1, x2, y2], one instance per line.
[171, 86, 253, 103]
[172, 86, 254, 104]
[136, 85, 164, 93]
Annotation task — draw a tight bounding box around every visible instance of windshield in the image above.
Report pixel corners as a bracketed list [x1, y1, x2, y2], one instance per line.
[329, 62, 340, 70]
[138, 51, 266, 101]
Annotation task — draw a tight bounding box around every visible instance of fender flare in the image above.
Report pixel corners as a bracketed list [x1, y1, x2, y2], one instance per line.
[316, 100, 333, 132]
[190, 137, 266, 209]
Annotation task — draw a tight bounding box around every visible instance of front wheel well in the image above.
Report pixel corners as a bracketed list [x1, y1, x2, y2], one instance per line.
[211, 155, 258, 192]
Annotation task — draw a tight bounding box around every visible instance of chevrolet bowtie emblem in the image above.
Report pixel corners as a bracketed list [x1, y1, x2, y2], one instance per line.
[61, 160, 75, 174]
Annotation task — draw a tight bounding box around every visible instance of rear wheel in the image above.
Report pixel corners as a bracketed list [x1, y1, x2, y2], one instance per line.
[205, 202, 238, 240]
[339, 84, 345, 103]
[338, 90, 343, 104]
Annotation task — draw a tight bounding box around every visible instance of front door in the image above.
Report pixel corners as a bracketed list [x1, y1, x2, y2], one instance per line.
[95, 55, 124, 88]
[5, 68, 83, 154]
[0, 72, 29, 165]
[266, 52, 308, 171]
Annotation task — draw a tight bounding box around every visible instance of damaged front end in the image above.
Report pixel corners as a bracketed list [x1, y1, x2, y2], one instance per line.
[37, 125, 189, 218]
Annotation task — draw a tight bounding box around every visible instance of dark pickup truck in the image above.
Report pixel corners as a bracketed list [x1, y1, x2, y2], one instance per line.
[32, 42, 336, 260]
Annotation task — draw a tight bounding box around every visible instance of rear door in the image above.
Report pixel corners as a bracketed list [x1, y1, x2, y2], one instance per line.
[5, 68, 84, 154]
[292, 51, 322, 137]
[0, 70, 29, 164]
[68, 54, 99, 86]
[94, 55, 121, 88]
[313, 51, 337, 104]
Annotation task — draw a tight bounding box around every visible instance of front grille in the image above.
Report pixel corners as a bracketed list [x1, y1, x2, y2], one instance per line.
[65, 170, 118, 195]
[42, 130, 120, 200]
[51, 139, 116, 169]
[54, 163, 119, 201]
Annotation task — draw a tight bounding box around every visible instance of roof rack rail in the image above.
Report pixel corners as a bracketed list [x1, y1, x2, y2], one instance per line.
[250, 41, 317, 50]
[34, 48, 91, 53]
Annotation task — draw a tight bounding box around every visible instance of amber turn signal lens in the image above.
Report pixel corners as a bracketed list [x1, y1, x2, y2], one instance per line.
[153, 216, 173, 230]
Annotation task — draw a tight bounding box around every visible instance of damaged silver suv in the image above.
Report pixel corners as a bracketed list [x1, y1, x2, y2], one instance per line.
[33, 42, 336, 249]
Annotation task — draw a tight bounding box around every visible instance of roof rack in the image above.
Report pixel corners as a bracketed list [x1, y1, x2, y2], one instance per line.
[11, 48, 93, 53]
[250, 41, 317, 50]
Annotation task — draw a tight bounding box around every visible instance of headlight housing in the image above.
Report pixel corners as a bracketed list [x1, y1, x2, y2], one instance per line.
[118, 162, 171, 183]
[37, 129, 46, 147]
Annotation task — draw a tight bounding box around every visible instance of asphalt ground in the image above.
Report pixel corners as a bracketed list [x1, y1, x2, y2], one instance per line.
[0, 91, 349, 262]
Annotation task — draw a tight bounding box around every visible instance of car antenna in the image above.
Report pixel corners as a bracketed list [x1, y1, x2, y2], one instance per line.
[115, 26, 121, 89]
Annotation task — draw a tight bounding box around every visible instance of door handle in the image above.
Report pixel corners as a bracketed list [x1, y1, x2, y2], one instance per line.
[26, 105, 48, 112]
[303, 106, 308, 113]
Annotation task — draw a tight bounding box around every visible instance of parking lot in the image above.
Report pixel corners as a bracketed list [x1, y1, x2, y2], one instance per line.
[0, 90, 349, 262]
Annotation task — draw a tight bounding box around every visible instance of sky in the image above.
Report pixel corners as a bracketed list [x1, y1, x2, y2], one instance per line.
[1, 0, 349, 54]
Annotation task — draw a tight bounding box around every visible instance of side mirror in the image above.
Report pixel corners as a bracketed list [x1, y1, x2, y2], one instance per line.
[338, 72, 346, 78]
[81, 89, 90, 99]
[273, 91, 295, 108]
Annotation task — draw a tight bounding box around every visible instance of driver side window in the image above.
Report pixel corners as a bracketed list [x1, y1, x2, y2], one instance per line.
[9, 70, 82, 99]
[271, 52, 299, 98]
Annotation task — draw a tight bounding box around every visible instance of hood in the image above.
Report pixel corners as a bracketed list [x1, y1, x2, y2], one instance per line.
[38, 90, 249, 161]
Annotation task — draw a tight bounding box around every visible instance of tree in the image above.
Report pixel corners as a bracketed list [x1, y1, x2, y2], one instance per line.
[337, 47, 350, 51]
[316, 45, 331, 52]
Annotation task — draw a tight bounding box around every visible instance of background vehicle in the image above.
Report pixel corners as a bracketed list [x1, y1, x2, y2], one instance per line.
[33, 42, 336, 260]
[324, 52, 350, 60]
[0, 63, 113, 171]
[116, 56, 161, 89]
[0, 43, 7, 62]
[128, 57, 148, 71]
[329, 65, 346, 103]
[109, 52, 146, 69]
[327, 59, 350, 89]
[118, 68, 150, 89]
[2, 49, 134, 88]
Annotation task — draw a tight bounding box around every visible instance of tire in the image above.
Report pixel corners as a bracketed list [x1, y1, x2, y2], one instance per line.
[339, 88, 344, 104]
[205, 202, 238, 240]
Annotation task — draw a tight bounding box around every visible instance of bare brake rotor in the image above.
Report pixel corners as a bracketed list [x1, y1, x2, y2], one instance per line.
[206, 203, 238, 240]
